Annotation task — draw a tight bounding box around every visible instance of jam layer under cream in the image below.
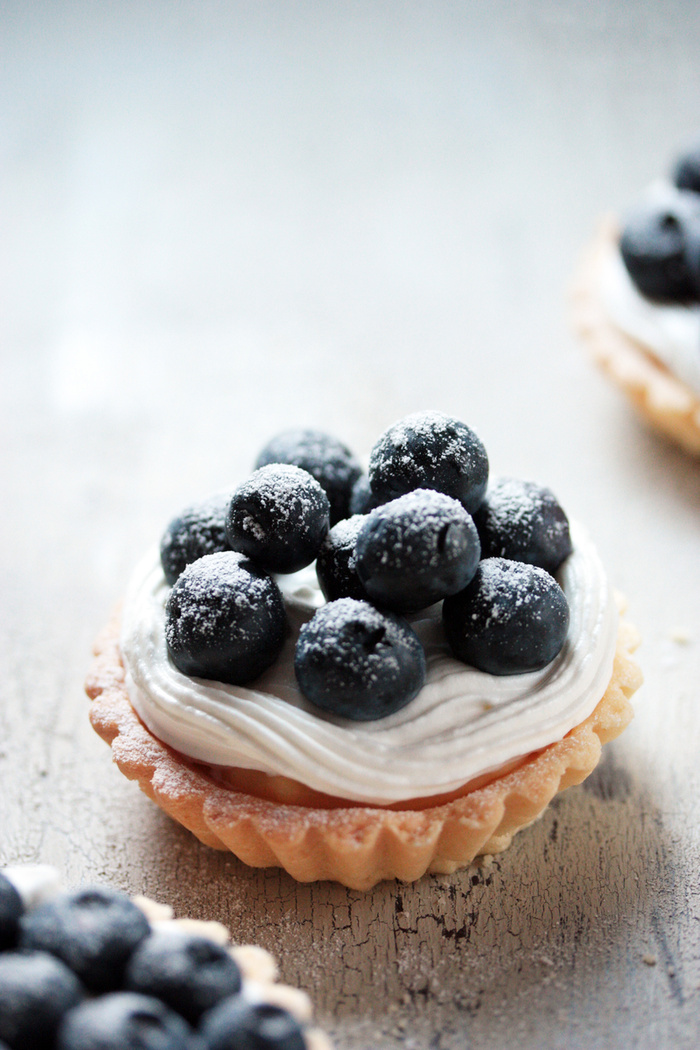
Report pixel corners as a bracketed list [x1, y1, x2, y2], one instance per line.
[600, 183, 700, 395]
[120, 523, 618, 806]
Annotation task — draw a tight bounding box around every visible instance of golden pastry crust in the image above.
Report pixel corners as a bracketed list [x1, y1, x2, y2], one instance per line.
[86, 610, 641, 891]
[572, 217, 700, 455]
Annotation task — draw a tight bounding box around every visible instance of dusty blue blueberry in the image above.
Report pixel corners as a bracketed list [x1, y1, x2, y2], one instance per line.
[295, 598, 425, 721]
[226, 465, 329, 574]
[0, 873, 23, 951]
[672, 136, 700, 194]
[56, 992, 192, 1050]
[160, 493, 232, 586]
[0, 950, 84, 1050]
[348, 474, 384, 516]
[355, 489, 480, 613]
[367, 411, 488, 514]
[442, 558, 570, 676]
[255, 428, 362, 526]
[124, 929, 242, 1025]
[200, 997, 306, 1050]
[165, 551, 287, 685]
[19, 887, 150, 993]
[472, 477, 572, 575]
[619, 193, 700, 302]
[315, 515, 369, 603]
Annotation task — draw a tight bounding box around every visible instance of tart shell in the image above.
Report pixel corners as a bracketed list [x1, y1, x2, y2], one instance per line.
[572, 217, 700, 455]
[86, 609, 641, 891]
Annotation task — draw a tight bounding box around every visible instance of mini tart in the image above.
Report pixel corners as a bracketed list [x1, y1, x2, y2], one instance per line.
[572, 217, 700, 455]
[2, 865, 331, 1050]
[86, 607, 641, 891]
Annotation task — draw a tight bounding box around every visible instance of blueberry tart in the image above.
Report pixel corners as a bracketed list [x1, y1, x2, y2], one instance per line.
[573, 139, 700, 454]
[87, 418, 641, 889]
[0, 866, 331, 1050]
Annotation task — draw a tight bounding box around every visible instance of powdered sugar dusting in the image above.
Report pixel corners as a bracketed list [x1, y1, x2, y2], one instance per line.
[234, 465, 327, 529]
[228, 464, 330, 574]
[315, 515, 367, 603]
[368, 411, 488, 513]
[477, 560, 549, 615]
[475, 477, 572, 571]
[160, 492, 232, 585]
[359, 489, 476, 572]
[254, 427, 362, 524]
[165, 552, 279, 649]
[295, 598, 424, 710]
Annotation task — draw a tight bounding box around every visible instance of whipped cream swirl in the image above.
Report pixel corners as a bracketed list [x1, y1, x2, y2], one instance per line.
[120, 524, 618, 806]
[601, 182, 700, 395]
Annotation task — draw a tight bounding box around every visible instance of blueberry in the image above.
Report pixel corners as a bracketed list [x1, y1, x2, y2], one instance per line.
[367, 411, 489, 514]
[200, 997, 305, 1050]
[294, 599, 426, 721]
[56, 992, 192, 1050]
[473, 477, 573, 575]
[0, 873, 23, 951]
[348, 473, 384, 516]
[124, 929, 242, 1026]
[0, 951, 84, 1050]
[160, 493, 232, 586]
[354, 489, 481, 613]
[672, 137, 700, 194]
[619, 193, 700, 302]
[442, 558, 570, 676]
[255, 428, 362, 526]
[315, 515, 368, 602]
[165, 552, 287, 685]
[19, 887, 150, 994]
[226, 465, 330, 574]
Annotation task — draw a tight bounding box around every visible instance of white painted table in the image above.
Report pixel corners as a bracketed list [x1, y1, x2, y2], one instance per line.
[2, 2, 700, 1046]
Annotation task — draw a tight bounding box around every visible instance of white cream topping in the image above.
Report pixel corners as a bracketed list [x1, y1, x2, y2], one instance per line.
[601, 182, 700, 394]
[120, 523, 618, 806]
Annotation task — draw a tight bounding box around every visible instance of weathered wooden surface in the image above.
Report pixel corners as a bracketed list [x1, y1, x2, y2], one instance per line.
[2, 2, 700, 1046]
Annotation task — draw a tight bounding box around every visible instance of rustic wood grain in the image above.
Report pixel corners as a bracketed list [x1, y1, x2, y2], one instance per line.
[3, 2, 700, 1047]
